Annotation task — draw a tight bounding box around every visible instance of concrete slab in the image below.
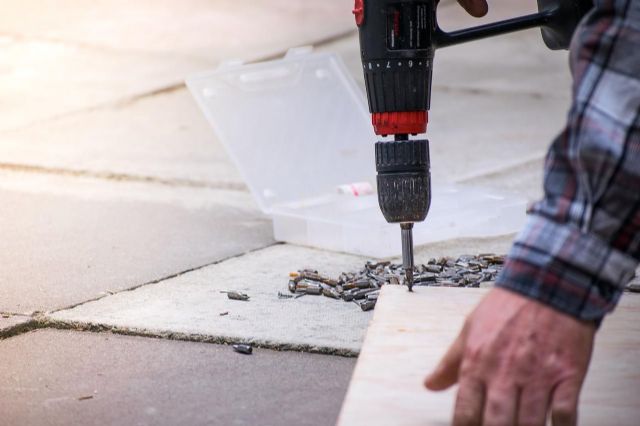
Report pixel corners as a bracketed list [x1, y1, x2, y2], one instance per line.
[0, 1, 354, 133]
[457, 157, 545, 202]
[427, 88, 565, 185]
[49, 244, 371, 354]
[48, 236, 513, 353]
[0, 89, 244, 188]
[338, 286, 640, 426]
[0, 176, 274, 314]
[0, 329, 355, 426]
[0, 37, 204, 132]
[0, 1, 353, 60]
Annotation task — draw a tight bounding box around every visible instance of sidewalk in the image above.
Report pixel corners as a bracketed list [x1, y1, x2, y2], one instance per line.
[0, 1, 592, 425]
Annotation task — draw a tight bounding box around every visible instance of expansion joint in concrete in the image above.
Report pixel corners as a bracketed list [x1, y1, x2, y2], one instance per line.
[0, 314, 358, 357]
[51, 242, 282, 314]
[0, 318, 41, 340]
[434, 84, 559, 100]
[36, 318, 360, 357]
[0, 161, 248, 190]
[2, 244, 287, 345]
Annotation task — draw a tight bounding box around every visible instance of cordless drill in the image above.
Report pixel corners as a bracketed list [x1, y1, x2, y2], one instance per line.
[353, 0, 593, 291]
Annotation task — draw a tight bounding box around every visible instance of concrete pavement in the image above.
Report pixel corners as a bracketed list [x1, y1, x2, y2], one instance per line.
[0, 0, 353, 133]
[0, 89, 246, 188]
[49, 244, 371, 355]
[0, 330, 355, 426]
[0, 183, 273, 314]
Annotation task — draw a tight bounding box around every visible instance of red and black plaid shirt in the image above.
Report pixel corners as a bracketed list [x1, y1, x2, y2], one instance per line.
[496, 0, 640, 322]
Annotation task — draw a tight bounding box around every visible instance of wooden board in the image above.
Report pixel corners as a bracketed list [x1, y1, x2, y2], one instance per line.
[337, 287, 640, 426]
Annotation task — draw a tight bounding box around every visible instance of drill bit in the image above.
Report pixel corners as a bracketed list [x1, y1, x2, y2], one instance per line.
[400, 223, 414, 291]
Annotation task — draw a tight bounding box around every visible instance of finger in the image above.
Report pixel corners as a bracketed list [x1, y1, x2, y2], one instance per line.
[457, 0, 489, 17]
[482, 384, 518, 426]
[518, 385, 552, 426]
[452, 377, 485, 426]
[550, 380, 580, 426]
[424, 330, 465, 391]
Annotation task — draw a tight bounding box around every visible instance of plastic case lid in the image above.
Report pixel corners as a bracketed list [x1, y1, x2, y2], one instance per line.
[187, 48, 526, 257]
[187, 47, 376, 214]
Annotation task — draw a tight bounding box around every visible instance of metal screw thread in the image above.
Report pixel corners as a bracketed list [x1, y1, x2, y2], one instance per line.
[400, 223, 414, 291]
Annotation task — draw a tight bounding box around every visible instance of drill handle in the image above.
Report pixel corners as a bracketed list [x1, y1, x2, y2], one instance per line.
[434, 0, 593, 51]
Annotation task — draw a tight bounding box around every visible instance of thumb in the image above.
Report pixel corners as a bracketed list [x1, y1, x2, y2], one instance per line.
[424, 328, 466, 391]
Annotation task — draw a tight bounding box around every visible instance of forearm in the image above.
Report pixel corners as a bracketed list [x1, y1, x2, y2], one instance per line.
[496, 0, 640, 322]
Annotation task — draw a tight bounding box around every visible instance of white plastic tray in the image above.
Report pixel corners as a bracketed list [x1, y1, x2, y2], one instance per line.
[187, 48, 526, 257]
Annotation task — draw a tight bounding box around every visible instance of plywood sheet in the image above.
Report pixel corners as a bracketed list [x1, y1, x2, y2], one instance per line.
[338, 286, 640, 426]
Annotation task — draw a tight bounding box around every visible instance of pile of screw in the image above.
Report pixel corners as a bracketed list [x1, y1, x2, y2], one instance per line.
[284, 254, 505, 312]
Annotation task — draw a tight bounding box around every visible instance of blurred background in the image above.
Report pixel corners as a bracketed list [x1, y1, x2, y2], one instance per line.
[0, 0, 567, 193]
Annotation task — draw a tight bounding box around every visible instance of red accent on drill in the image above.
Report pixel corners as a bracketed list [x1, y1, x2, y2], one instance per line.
[371, 111, 428, 136]
[353, 0, 364, 26]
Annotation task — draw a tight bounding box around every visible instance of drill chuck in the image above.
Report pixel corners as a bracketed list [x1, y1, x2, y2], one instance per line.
[375, 139, 431, 224]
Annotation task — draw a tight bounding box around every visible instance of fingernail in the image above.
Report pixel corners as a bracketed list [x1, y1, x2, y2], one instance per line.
[424, 374, 437, 389]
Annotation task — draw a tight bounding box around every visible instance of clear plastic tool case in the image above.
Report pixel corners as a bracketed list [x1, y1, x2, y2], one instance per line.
[187, 48, 525, 257]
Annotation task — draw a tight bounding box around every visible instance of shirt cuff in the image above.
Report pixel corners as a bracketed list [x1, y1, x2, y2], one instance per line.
[496, 214, 638, 322]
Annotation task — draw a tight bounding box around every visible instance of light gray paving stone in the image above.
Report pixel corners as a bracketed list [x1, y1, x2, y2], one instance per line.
[50, 244, 371, 354]
[0, 176, 274, 314]
[427, 88, 565, 185]
[0, 0, 353, 60]
[457, 156, 545, 202]
[0, 1, 353, 132]
[0, 37, 206, 133]
[0, 329, 355, 426]
[0, 89, 244, 187]
[48, 236, 515, 353]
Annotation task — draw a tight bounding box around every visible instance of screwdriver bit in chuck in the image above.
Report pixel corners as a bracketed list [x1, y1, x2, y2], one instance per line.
[400, 223, 414, 292]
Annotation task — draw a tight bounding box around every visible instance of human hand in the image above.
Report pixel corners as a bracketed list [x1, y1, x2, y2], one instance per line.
[457, 0, 489, 17]
[425, 288, 596, 425]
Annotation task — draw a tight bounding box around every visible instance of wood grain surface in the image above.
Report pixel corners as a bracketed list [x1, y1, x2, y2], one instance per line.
[338, 286, 640, 425]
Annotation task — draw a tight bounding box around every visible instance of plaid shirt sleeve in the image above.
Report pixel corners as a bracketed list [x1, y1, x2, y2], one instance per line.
[496, 0, 640, 323]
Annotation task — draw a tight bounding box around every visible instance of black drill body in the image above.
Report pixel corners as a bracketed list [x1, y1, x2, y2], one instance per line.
[353, 0, 593, 290]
